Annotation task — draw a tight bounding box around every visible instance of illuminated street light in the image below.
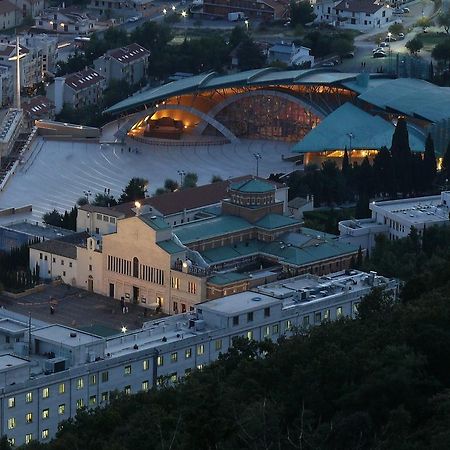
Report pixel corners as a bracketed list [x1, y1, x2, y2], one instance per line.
[171, 4, 176, 10]
[253, 153, 262, 177]
[244, 19, 249, 31]
[163, 8, 167, 14]
[121, 326, 127, 333]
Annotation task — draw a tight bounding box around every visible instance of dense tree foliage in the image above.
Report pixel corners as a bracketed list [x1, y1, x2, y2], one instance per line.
[15, 228, 450, 449]
[42, 207, 78, 231]
[290, 0, 316, 26]
[119, 178, 148, 203]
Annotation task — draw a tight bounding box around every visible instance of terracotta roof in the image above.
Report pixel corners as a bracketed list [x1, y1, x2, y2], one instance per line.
[261, 0, 290, 18]
[107, 43, 149, 64]
[0, 43, 29, 57]
[113, 175, 285, 218]
[335, 0, 384, 14]
[0, 0, 20, 14]
[30, 232, 90, 259]
[64, 68, 104, 92]
[78, 203, 126, 218]
[22, 96, 54, 117]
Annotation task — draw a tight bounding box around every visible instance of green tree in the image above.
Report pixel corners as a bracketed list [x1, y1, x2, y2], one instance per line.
[164, 178, 179, 192]
[423, 133, 437, 189]
[237, 38, 266, 70]
[183, 172, 198, 189]
[388, 23, 405, 35]
[390, 117, 412, 195]
[290, 0, 316, 26]
[119, 178, 148, 203]
[437, 11, 450, 33]
[373, 146, 395, 196]
[416, 16, 432, 29]
[42, 209, 63, 227]
[229, 25, 248, 49]
[432, 38, 450, 70]
[442, 141, 450, 180]
[405, 37, 423, 55]
[92, 193, 118, 207]
[331, 37, 354, 56]
[211, 175, 223, 183]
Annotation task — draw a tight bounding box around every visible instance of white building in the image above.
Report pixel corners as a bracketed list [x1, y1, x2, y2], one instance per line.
[34, 8, 95, 35]
[0, 109, 23, 164]
[339, 191, 450, 250]
[267, 43, 315, 68]
[331, 0, 392, 29]
[0, 269, 398, 446]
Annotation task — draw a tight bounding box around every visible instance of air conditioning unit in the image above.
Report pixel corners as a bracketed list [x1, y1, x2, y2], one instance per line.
[44, 357, 67, 374]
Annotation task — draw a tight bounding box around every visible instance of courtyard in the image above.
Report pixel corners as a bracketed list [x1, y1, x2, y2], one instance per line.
[0, 137, 293, 222]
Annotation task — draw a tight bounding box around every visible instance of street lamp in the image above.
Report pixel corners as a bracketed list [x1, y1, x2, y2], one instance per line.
[177, 170, 186, 186]
[244, 19, 249, 31]
[347, 132, 354, 152]
[163, 8, 167, 15]
[253, 153, 262, 177]
[387, 32, 392, 73]
[83, 190, 92, 202]
[171, 4, 176, 11]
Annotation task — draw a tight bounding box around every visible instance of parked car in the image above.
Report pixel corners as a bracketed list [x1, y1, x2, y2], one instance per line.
[321, 61, 335, 67]
[373, 46, 384, 53]
[379, 42, 389, 47]
[402, 7, 410, 13]
[397, 32, 405, 40]
[393, 8, 404, 14]
[128, 16, 140, 22]
[373, 50, 387, 58]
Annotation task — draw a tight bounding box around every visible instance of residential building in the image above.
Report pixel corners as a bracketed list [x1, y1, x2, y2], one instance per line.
[33, 178, 359, 314]
[314, 0, 341, 25]
[333, 0, 392, 29]
[0, 1, 21, 31]
[0, 269, 398, 445]
[0, 109, 23, 164]
[22, 96, 55, 129]
[287, 195, 314, 220]
[202, 0, 290, 21]
[339, 191, 450, 251]
[267, 43, 314, 68]
[0, 64, 13, 107]
[16, 0, 46, 19]
[34, 8, 94, 34]
[48, 68, 106, 114]
[93, 43, 150, 86]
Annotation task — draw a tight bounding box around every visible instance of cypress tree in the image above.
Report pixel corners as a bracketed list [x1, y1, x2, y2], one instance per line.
[342, 148, 350, 176]
[390, 117, 412, 195]
[373, 146, 395, 196]
[442, 141, 450, 181]
[423, 133, 437, 190]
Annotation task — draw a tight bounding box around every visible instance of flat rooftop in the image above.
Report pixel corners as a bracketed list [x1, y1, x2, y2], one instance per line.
[0, 318, 30, 335]
[32, 325, 103, 347]
[0, 354, 29, 371]
[1, 221, 74, 239]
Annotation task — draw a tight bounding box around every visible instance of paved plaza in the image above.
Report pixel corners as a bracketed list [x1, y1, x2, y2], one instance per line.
[0, 137, 294, 222]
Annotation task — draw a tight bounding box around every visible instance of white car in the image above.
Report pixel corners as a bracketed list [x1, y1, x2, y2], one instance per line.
[402, 7, 410, 13]
[373, 50, 387, 58]
[373, 46, 384, 53]
[128, 16, 140, 22]
[379, 42, 389, 47]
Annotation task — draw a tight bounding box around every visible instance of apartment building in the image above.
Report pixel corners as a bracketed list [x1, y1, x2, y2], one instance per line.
[203, 0, 290, 21]
[0, 269, 398, 446]
[93, 43, 149, 86]
[0, 1, 21, 31]
[34, 8, 95, 34]
[49, 68, 106, 114]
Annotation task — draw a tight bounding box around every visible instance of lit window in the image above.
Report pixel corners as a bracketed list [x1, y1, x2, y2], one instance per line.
[197, 364, 204, 371]
[353, 303, 359, 314]
[197, 344, 204, 356]
[7, 438, 15, 445]
[272, 324, 279, 335]
[157, 355, 164, 366]
[25, 392, 32, 403]
[59, 383, 65, 394]
[76, 399, 84, 409]
[101, 371, 109, 382]
[76, 378, 84, 389]
[171, 352, 178, 363]
[185, 348, 192, 359]
[7, 397, 15, 408]
[324, 309, 330, 321]
[263, 325, 270, 337]
[42, 429, 49, 440]
[246, 330, 253, 340]
[89, 395, 96, 406]
[188, 281, 197, 294]
[171, 277, 180, 289]
[7, 417, 15, 429]
[336, 307, 343, 319]
[170, 373, 177, 383]
[143, 359, 149, 371]
[185, 368, 192, 376]
[215, 339, 222, 351]
[124, 365, 132, 375]
[42, 387, 49, 399]
[124, 385, 131, 395]
[58, 404, 65, 415]
[142, 380, 149, 391]
[42, 408, 49, 419]
[286, 320, 292, 330]
[26, 412, 33, 423]
[101, 392, 109, 402]
[90, 374, 97, 385]
[25, 434, 33, 444]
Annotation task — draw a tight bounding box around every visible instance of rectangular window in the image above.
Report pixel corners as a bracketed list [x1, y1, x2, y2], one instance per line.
[353, 303, 359, 314]
[185, 368, 192, 376]
[247, 311, 253, 322]
[171, 277, 180, 289]
[303, 316, 310, 328]
[171, 352, 178, 363]
[272, 324, 279, 335]
[59, 383, 65, 394]
[263, 325, 270, 337]
[42, 387, 49, 399]
[142, 380, 149, 391]
[76, 378, 84, 389]
[143, 359, 149, 371]
[246, 330, 253, 340]
[185, 348, 192, 359]
[232, 316, 239, 326]
[124, 365, 132, 375]
[101, 392, 109, 403]
[58, 404, 65, 415]
[7, 417, 15, 429]
[188, 281, 197, 294]
[124, 385, 131, 395]
[39, 253, 43, 259]
[76, 399, 84, 409]
[90, 374, 97, 385]
[197, 364, 204, 371]
[197, 344, 205, 356]
[101, 371, 109, 382]
[42, 408, 49, 419]
[26, 412, 33, 423]
[286, 320, 292, 331]
[314, 312, 322, 324]
[264, 307, 270, 318]
[61, 259, 64, 265]
[157, 355, 164, 366]
[324, 309, 330, 321]
[89, 395, 97, 406]
[170, 373, 177, 383]
[41, 429, 49, 440]
[25, 434, 32, 445]
[215, 339, 222, 351]
[69, 262, 73, 267]
[336, 307, 343, 319]
[7, 397, 15, 408]
[25, 392, 32, 403]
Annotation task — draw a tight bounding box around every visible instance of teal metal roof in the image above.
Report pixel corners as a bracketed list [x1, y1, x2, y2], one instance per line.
[157, 239, 185, 254]
[105, 68, 367, 115]
[230, 178, 275, 193]
[208, 272, 249, 286]
[139, 214, 171, 231]
[255, 214, 299, 230]
[174, 215, 252, 244]
[201, 240, 263, 264]
[292, 102, 425, 154]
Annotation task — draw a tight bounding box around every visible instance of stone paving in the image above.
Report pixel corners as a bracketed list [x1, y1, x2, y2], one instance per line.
[0, 136, 294, 222]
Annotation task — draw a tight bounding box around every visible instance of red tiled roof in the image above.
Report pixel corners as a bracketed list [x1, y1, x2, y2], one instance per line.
[335, 0, 384, 14]
[0, 0, 20, 14]
[65, 68, 104, 91]
[107, 43, 150, 64]
[0, 43, 29, 57]
[22, 96, 54, 116]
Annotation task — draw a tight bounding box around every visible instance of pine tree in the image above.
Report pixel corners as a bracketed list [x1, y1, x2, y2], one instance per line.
[442, 141, 450, 181]
[373, 146, 395, 196]
[342, 147, 350, 176]
[423, 133, 437, 190]
[390, 117, 412, 195]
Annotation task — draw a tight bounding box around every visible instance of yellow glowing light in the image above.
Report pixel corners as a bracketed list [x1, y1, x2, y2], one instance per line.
[121, 326, 127, 333]
[135, 201, 141, 208]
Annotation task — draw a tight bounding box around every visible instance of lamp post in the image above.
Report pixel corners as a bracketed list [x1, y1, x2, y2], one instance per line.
[163, 8, 167, 16]
[181, 10, 187, 38]
[177, 170, 186, 187]
[244, 19, 249, 32]
[253, 153, 262, 177]
[387, 32, 392, 73]
[347, 132, 354, 153]
[83, 190, 92, 203]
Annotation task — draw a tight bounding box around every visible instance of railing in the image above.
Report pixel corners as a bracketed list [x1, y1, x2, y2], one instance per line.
[172, 261, 211, 277]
